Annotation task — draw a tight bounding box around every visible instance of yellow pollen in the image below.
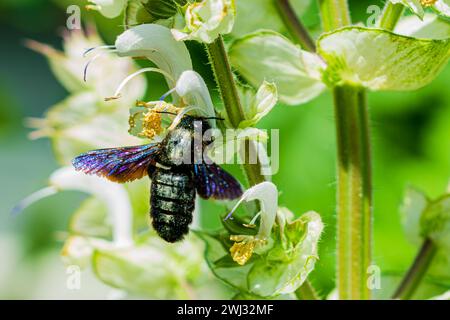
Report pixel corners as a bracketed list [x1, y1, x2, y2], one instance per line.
[140, 111, 162, 140]
[420, 0, 437, 6]
[229, 235, 266, 266]
[134, 101, 182, 140]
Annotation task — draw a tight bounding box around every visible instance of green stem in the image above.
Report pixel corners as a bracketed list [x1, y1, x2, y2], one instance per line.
[333, 86, 372, 300]
[295, 280, 321, 300]
[318, 0, 373, 300]
[378, 2, 404, 31]
[207, 35, 318, 296]
[392, 239, 437, 300]
[317, 0, 351, 32]
[274, 0, 316, 52]
[206, 36, 245, 128]
[206, 36, 265, 187]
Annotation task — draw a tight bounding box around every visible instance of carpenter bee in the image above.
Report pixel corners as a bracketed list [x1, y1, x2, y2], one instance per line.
[72, 114, 243, 243]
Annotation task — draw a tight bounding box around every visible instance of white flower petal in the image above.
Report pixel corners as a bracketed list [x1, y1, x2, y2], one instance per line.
[115, 24, 192, 89]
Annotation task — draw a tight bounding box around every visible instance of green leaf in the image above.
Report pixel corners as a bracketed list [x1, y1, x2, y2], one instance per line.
[318, 26, 450, 91]
[229, 31, 326, 105]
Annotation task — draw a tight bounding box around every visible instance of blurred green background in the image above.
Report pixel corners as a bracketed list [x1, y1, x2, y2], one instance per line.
[0, 0, 449, 299]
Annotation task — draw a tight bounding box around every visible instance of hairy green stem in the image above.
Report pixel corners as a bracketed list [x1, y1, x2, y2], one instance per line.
[295, 280, 321, 300]
[392, 239, 437, 300]
[270, 3, 324, 298]
[274, 0, 316, 52]
[378, 2, 404, 31]
[206, 36, 245, 128]
[318, 0, 373, 300]
[207, 35, 318, 295]
[206, 36, 265, 186]
[317, 0, 351, 32]
[333, 86, 372, 300]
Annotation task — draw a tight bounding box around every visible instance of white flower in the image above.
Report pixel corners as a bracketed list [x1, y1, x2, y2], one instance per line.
[26, 27, 145, 102]
[14, 167, 134, 248]
[226, 182, 278, 265]
[171, 0, 236, 43]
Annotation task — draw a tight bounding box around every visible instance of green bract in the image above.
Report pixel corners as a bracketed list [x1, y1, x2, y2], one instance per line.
[421, 195, 450, 249]
[400, 187, 450, 285]
[171, 0, 236, 43]
[401, 187, 429, 245]
[317, 27, 450, 91]
[389, 0, 450, 19]
[238, 82, 278, 128]
[197, 209, 323, 297]
[229, 31, 326, 105]
[395, 14, 450, 39]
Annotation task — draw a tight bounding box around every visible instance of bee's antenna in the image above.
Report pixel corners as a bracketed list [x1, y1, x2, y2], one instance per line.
[83, 45, 116, 57]
[83, 50, 117, 82]
[155, 111, 178, 116]
[203, 117, 225, 121]
[105, 67, 174, 101]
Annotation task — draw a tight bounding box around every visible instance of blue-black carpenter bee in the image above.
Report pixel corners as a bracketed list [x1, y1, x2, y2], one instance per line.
[72, 115, 243, 242]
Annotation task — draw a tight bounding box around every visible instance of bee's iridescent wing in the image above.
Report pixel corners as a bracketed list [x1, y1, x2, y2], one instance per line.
[72, 143, 160, 183]
[193, 163, 243, 200]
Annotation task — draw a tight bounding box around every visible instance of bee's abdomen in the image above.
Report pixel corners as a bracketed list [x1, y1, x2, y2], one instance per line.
[150, 169, 195, 243]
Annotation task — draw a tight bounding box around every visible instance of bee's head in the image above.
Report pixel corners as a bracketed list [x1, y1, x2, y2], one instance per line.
[174, 114, 224, 131]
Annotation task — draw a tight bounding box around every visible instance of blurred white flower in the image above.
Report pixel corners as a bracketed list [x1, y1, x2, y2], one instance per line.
[27, 26, 145, 102]
[14, 167, 134, 249]
[87, 0, 127, 18]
